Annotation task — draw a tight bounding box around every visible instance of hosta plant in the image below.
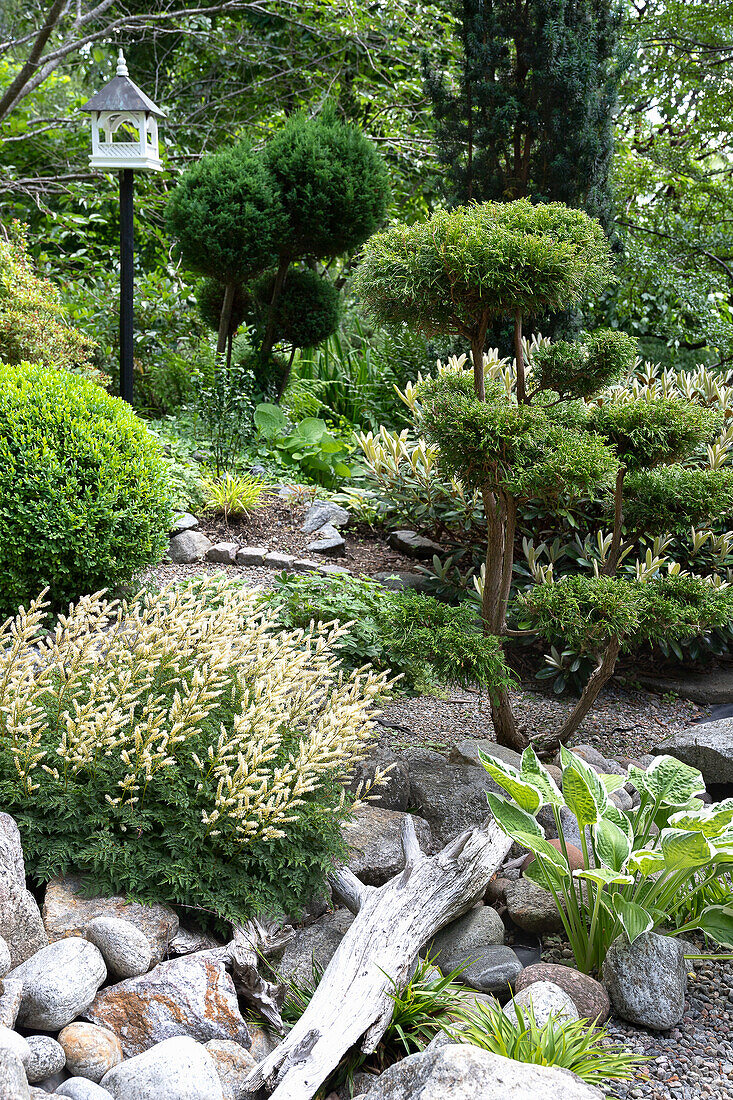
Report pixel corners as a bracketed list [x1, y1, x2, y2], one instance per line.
[482, 746, 733, 974]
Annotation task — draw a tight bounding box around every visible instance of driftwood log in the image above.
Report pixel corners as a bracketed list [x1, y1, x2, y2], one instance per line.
[245, 816, 512, 1100]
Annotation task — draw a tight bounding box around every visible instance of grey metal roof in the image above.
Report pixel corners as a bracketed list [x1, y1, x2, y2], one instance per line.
[81, 57, 165, 118]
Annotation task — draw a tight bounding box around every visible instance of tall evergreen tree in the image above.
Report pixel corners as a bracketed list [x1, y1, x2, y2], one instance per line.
[424, 0, 623, 232]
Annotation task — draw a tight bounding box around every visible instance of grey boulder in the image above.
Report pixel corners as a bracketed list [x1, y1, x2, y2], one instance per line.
[170, 513, 199, 535]
[0, 976, 23, 1027]
[101, 1036, 224, 1100]
[0, 813, 48, 967]
[428, 905, 505, 972]
[655, 719, 733, 785]
[404, 750, 502, 845]
[505, 980, 579, 1026]
[0, 1025, 31, 1067]
[357, 1043, 602, 1099]
[274, 909, 353, 988]
[451, 945, 523, 995]
[449, 740, 522, 771]
[25, 1035, 66, 1082]
[348, 750, 411, 812]
[85, 916, 152, 979]
[56, 1081, 114, 1099]
[602, 931, 687, 1030]
[205, 1038, 257, 1099]
[11, 937, 107, 1030]
[0, 1049, 30, 1100]
[388, 530, 443, 560]
[205, 542, 238, 564]
[301, 501, 350, 533]
[505, 879, 565, 935]
[168, 530, 213, 563]
[306, 523, 346, 556]
[0, 932, 11, 977]
[341, 806, 432, 886]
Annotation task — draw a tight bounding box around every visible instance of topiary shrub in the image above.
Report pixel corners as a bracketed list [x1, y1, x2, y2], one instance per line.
[0, 362, 173, 617]
[248, 267, 341, 350]
[0, 579, 390, 925]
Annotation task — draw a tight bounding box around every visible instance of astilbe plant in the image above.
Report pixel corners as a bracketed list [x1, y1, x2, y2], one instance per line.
[0, 578, 391, 925]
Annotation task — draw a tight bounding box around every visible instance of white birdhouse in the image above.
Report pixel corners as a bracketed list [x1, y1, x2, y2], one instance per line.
[81, 50, 165, 172]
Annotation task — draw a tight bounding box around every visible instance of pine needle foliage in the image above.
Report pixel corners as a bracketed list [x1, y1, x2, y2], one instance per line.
[0, 579, 391, 926]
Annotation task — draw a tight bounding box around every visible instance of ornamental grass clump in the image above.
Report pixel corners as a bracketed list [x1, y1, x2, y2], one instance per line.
[0, 578, 391, 925]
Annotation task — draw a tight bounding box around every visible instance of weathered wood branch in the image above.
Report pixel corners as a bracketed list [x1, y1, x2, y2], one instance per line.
[245, 816, 512, 1100]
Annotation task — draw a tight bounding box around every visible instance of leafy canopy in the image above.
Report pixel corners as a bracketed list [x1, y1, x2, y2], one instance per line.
[623, 467, 733, 536]
[532, 329, 637, 400]
[590, 398, 722, 470]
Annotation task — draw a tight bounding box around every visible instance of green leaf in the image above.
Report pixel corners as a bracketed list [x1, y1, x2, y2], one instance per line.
[523, 855, 571, 891]
[562, 762, 605, 828]
[593, 817, 632, 872]
[626, 848, 666, 875]
[254, 402, 287, 439]
[612, 894, 655, 944]
[520, 745, 564, 808]
[485, 791, 544, 839]
[294, 417, 327, 443]
[479, 751, 542, 813]
[669, 799, 733, 838]
[574, 867, 634, 888]
[598, 772, 628, 794]
[660, 828, 713, 869]
[690, 904, 733, 949]
[643, 755, 706, 805]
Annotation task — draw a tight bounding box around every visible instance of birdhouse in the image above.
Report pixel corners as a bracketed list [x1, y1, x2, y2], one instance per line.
[81, 50, 165, 171]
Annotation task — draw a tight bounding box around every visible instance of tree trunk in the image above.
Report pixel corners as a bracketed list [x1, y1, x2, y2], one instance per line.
[602, 469, 626, 576]
[540, 636, 622, 752]
[217, 281, 236, 358]
[514, 309, 526, 403]
[260, 254, 290, 361]
[491, 688, 528, 752]
[481, 489, 505, 634]
[277, 345, 298, 402]
[471, 335, 486, 401]
[244, 817, 512, 1100]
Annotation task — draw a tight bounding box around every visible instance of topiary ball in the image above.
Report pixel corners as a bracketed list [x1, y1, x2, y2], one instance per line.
[249, 268, 340, 348]
[0, 362, 173, 617]
[195, 277, 249, 336]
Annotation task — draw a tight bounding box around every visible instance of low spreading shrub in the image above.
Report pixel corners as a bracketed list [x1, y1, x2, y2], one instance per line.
[0, 362, 172, 617]
[266, 572, 513, 695]
[0, 579, 390, 925]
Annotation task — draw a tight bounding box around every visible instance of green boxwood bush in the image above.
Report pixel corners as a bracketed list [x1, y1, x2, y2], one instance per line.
[0, 362, 173, 616]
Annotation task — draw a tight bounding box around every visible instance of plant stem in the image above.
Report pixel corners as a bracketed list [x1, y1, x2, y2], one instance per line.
[514, 309, 526, 403]
[217, 281, 236, 357]
[602, 468, 626, 576]
[261, 253, 290, 363]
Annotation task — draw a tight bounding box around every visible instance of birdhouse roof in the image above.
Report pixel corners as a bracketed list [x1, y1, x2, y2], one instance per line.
[81, 54, 165, 117]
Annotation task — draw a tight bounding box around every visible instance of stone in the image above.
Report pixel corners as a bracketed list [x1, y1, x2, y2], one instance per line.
[30, 1090, 52, 1099]
[387, 530, 443, 560]
[263, 551, 294, 571]
[25, 1036, 66, 1083]
[85, 916, 152, 979]
[42, 875, 178, 966]
[359, 1043, 603, 1099]
[373, 571, 431, 593]
[348, 750, 410, 812]
[301, 501, 350, 534]
[306, 524, 346, 556]
[341, 806, 433, 886]
[168, 530, 213, 563]
[87, 953, 250, 1058]
[291, 558, 323, 573]
[205, 542, 238, 564]
[235, 546, 268, 566]
[0, 933, 11, 977]
[449, 740, 522, 771]
[453, 945, 523, 995]
[170, 513, 199, 535]
[34, 1070, 67, 1092]
[428, 905, 506, 974]
[205, 1039, 257, 1099]
[0, 975, 23, 1026]
[58, 1023, 123, 1082]
[56, 1081, 114, 1100]
[505, 879, 565, 935]
[168, 926, 222, 957]
[0, 1025, 31, 1067]
[610, 787, 633, 812]
[602, 931, 687, 1030]
[11, 937, 107, 1030]
[0, 813, 48, 967]
[405, 750, 503, 845]
[506, 980, 579, 1026]
[0, 1049, 30, 1100]
[569, 745, 621, 775]
[637, 667, 733, 705]
[100, 1036, 224, 1100]
[515, 963, 610, 1024]
[247, 1024, 278, 1062]
[275, 909, 354, 988]
[655, 718, 733, 785]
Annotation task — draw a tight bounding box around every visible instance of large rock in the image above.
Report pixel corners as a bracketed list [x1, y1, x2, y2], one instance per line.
[505, 879, 565, 935]
[356, 1043, 603, 1099]
[85, 916, 152, 979]
[602, 931, 687, 1030]
[10, 937, 106, 1030]
[342, 806, 433, 886]
[506, 981, 579, 1027]
[373, 571, 432, 593]
[58, 1023, 123, 1082]
[274, 909, 353, 988]
[168, 530, 213, 563]
[516, 963, 610, 1023]
[388, 530, 443, 560]
[0, 932, 11, 977]
[205, 1039, 257, 1100]
[0, 975, 23, 1026]
[449, 741, 522, 771]
[100, 1036, 224, 1100]
[655, 719, 733, 785]
[87, 953, 250, 1057]
[0, 1025, 31, 1068]
[170, 513, 199, 535]
[306, 524, 346, 556]
[348, 750, 410, 813]
[0, 813, 48, 967]
[302, 501, 350, 533]
[43, 875, 178, 965]
[0, 1049, 30, 1100]
[25, 1035, 66, 1083]
[428, 905, 505, 973]
[451, 945, 523, 995]
[56, 1080, 114, 1099]
[404, 750, 502, 845]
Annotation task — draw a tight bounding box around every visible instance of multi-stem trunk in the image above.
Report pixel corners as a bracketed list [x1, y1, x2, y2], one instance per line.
[260, 254, 290, 366]
[602, 468, 626, 575]
[548, 636, 622, 750]
[217, 281, 237, 358]
[514, 309, 526, 404]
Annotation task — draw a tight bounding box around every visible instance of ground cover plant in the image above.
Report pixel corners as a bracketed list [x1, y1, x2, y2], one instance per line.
[354, 199, 733, 751]
[0, 361, 172, 618]
[481, 745, 733, 974]
[0, 578, 390, 925]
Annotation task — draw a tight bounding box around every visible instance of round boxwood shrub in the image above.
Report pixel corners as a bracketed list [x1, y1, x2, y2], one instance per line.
[248, 267, 341, 349]
[0, 362, 173, 617]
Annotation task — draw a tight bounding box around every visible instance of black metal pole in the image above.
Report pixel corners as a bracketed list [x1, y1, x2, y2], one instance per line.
[119, 168, 134, 404]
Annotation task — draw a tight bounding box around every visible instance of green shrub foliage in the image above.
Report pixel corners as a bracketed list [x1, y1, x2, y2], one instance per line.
[623, 467, 733, 534]
[0, 362, 172, 617]
[590, 398, 722, 470]
[532, 329, 637, 399]
[248, 268, 341, 349]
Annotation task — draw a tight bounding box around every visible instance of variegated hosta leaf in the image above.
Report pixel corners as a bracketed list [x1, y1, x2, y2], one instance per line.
[660, 828, 714, 869]
[479, 750, 542, 814]
[485, 791, 544, 840]
[626, 763, 651, 798]
[690, 904, 733, 949]
[523, 855, 570, 891]
[519, 745, 564, 808]
[612, 894, 655, 944]
[626, 848, 666, 876]
[598, 773, 628, 794]
[560, 747, 610, 815]
[593, 817, 632, 872]
[574, 867, 634, 888]
[602, 800, 634, 844]
[643, 755, 706, 805]
[669, 799, 733, 838]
